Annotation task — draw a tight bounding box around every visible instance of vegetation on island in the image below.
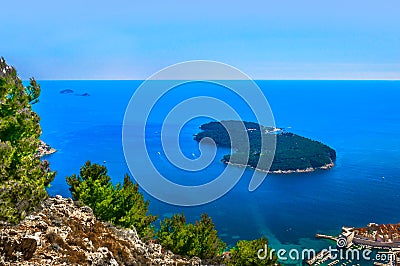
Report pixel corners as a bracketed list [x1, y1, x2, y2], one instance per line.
[195, 120, 336, 172]
[0, 58, 278, 265]
[0, 57, 55, 224]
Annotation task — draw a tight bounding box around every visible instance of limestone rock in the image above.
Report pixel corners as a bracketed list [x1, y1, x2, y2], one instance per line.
[0, 196, 207, 265]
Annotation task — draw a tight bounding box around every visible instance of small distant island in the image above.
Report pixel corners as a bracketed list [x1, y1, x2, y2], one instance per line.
[60, 89, 74, 94]
[194, 120, 336, 174]
[60, 89, 90, 97]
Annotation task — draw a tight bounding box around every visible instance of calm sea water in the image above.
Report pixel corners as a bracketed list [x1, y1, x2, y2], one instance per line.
[34, 80, 400, 264]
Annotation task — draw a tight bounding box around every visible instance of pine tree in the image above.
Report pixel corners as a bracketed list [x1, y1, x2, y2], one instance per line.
[0, 57, 55, 223]
[157, 213, 226, 260]
[227, 237, 278, 266]
[66, 161, 157, 239]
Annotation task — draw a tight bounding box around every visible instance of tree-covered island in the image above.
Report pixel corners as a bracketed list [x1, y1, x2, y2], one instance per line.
[194, 120, 336, 173]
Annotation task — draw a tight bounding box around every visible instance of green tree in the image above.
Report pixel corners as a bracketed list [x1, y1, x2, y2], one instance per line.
[66, 161, 157, 239]
[0, 57, 55, 224]
[227, 237, 278, 266]
[157, 213, 226, 260]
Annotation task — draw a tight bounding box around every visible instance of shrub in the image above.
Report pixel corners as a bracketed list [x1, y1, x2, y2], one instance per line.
[157, 213, 226, 260]
[227, 237, 278, 266]
[0, 57, 55, 224]
[66, 161, 156, 239]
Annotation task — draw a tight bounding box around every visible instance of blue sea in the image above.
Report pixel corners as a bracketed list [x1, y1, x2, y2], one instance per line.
[34, 80, 400, 265]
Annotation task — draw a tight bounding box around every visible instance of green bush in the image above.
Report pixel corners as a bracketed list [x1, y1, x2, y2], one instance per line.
[0, 57, 55, 224]
[157, 213, 226, 260]
[227, 237, 278, 266]
[66, 161, 157, 239]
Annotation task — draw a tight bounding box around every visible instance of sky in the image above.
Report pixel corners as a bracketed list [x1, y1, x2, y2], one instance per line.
[1, 0, 399, 80]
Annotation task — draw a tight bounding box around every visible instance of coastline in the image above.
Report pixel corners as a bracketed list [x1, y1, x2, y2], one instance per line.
[224, 161, 335, 174]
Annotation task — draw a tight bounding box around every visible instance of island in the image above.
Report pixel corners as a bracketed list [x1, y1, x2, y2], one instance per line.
[76, 92, 90, 97]
[60, 89, 74, 94]
[59, 90, 90, 96]
[194, 120, 336, 173]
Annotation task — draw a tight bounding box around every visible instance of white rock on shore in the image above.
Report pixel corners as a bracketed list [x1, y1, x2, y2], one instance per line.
[225, 161, 335, 174]
[37, 140, 56, 157]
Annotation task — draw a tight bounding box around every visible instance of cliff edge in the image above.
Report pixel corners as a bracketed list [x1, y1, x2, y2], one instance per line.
[0, 196, 201, 266]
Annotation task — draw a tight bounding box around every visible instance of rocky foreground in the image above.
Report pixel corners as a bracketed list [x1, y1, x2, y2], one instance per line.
[0, 196, 202, 266]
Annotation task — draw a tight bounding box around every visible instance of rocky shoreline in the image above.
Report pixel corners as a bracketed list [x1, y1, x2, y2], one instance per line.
[0, 196, 202, 266]
[225, 161, 335, 174]
[38, 141, 56, 157]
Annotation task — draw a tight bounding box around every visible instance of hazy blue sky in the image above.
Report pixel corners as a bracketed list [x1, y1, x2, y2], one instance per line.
[1, 0, 399, 79]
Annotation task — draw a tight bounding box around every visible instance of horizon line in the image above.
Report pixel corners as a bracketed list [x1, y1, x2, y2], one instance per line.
[25, 78, 400, 81]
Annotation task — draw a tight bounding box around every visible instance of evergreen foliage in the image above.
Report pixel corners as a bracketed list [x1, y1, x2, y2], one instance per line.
[227, 237, 278, 266]
[0, 57, 55, 224]
[157, 213, 226, 260]
[66, 161, 157, 239]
